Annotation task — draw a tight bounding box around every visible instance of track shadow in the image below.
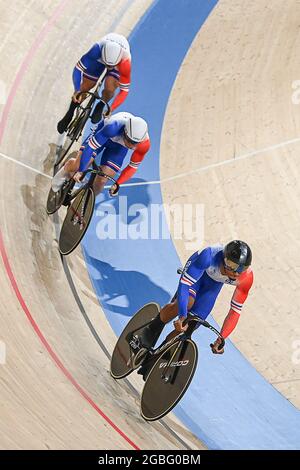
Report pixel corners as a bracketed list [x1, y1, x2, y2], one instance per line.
[20, 143, 59, 265]
[83, 258, 171, 318]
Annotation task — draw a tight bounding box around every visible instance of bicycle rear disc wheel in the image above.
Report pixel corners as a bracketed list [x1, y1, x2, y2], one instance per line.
[58, 187, 95, 255]
[46, 179, 74, 215]
[141, 338, 198, 421]
[46, 187, 64, 215]
[110, 302, 160, 380]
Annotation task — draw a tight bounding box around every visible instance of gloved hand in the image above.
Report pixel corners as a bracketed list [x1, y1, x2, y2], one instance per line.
[210, 336, 225, 354]
[173, 317, 188, 333]
[109, 183, 119, 197]
[72, 91, 87, 103]
[103, 107, 111, 119]
[73, 172, 84, 183]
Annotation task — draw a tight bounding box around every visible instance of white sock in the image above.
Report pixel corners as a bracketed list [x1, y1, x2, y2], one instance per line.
[51, 166, 70, 192]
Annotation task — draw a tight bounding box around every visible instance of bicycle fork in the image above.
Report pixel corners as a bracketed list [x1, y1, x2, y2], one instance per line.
[160, 340, 183, 383]
[70, 195, 87, 230]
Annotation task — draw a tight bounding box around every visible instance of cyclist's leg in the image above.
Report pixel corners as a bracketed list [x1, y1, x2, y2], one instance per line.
[53, 119, 107, 191]
[93, 165, 116, 195]
[51, 151, 82, 192]
[80, 76, 98, 93]
[101, 74, 119, 103]
[139, 275, 223, 362]
[136, 293, 195, 352]
[158, 294, 196, 344]
[137, 295, 196, 381]
[91, 70, 119, 123]
[160, 295, 195, 322]
[57, 74, 97, 134]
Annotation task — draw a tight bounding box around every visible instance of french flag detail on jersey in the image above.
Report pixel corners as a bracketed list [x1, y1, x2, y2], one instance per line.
[88, 136, 101, 150]
[231, 299, 243, 314]
[189, 287, 197, 297]
[109, 70, 120, 81]
[120, 81, 130, 91]
[82, 71, 99, 81]
[181, 272, 197, 287]
[129, 161, 139, 169]
[76, 60, 86, 72]
[107, 160, 121, 171]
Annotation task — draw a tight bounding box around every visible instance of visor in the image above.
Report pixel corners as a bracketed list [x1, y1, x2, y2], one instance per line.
[124, 130, 139, 145]
[224, 257, 247, 273]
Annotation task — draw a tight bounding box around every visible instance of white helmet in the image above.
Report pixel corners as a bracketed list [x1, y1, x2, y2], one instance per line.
[124, 116, 148, 144]
[101, 40, 122, 66]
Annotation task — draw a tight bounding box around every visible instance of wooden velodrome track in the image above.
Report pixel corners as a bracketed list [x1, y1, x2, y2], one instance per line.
[0, 0, 299, 450]
[161, 0, 300, 408]
[0, 0, 203, 450]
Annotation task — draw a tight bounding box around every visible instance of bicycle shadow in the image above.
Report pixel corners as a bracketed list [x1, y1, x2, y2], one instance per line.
[19, 143, 78, 263]
[18, 145, 63, 297]
[84, 258, 171, 318]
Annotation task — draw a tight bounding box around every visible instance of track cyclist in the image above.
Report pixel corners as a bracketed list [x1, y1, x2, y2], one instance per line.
[52, 112, 150, 196]
[57, 33, 131, 134]
[138, 240, 253, 367]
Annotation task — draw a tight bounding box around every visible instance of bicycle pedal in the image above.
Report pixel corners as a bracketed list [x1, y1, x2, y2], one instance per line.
[128, 334, 141, 351]
[62, 189, 73, 206]
[132, 347, 148, 369]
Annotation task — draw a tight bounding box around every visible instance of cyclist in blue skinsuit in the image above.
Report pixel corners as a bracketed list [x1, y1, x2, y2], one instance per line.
[138, 241, 253, 369]
[52, 112, 150, 197]
[57, 33, 131, 134]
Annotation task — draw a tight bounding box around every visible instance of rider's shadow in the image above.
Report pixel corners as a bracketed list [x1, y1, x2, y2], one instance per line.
[85, 258, 171, 318]
[19, 144, 59, 266]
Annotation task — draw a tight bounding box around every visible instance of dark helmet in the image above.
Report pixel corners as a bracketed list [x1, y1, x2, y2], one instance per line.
[223, 240, 252, 273]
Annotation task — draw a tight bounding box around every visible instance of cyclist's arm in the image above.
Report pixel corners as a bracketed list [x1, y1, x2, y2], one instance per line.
[116, 138, 150, 185]
[110, 59, 131, 111]
[78, 146, 96, 172]
[73, 44, 101, 92]
[78, 120, 121, 172]
[220, 270, 254, 338]
[177, 248, 212, 318]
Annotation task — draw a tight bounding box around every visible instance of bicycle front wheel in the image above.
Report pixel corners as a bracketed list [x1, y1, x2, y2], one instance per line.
[55, 106, 92, 166]
[141, 338, 198, 421]
[58, 187, 95, 255]
[55, 136, 75, 166]
[46, 187, 64, 215]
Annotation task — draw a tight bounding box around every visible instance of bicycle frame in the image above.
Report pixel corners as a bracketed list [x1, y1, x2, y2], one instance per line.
[55, 68, 110, 167]
[65, 161, 119, 205]
[144, 316, 225, 383]
[74, 68, 108, 112]
[67, 92, 110, 140]
[69, 89, 98, 125]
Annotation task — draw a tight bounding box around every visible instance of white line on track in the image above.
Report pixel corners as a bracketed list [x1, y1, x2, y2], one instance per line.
[118, 135, 300, 188]
[160, 135, 300, 184]
[0, 151, 51, 179]
[2, 135, 300, 187]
